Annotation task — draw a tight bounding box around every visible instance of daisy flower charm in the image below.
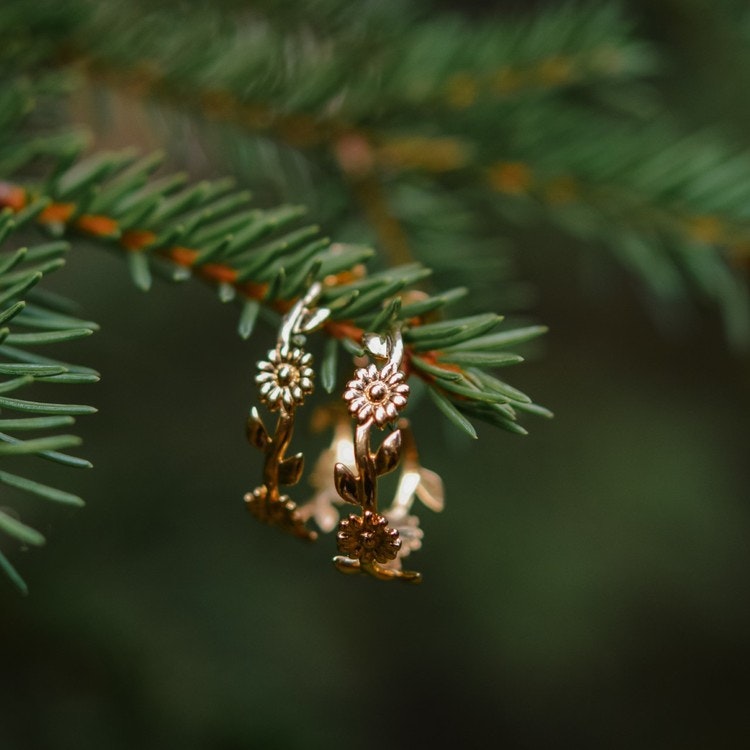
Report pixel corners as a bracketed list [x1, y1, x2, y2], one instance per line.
[337, 510, 402, 564]
[343, 362, 409, 427]
[256, 344, 314, 412]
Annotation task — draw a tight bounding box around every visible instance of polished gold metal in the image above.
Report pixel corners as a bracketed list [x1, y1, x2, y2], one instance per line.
[332, 328, 422, 582]
[256, 345, 314, 412]
[300, 405, 444, 570]
[343, 361, 409, 426]
[245, 406, 317, 540]
[245, 282, 330, 540]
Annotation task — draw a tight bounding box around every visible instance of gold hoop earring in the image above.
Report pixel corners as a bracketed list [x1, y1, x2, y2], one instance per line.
[244, 281, 330, 541]
[331, 328, 426, 582]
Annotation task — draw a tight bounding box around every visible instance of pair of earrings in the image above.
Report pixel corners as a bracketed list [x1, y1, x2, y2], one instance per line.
[244, 282, 443, 583]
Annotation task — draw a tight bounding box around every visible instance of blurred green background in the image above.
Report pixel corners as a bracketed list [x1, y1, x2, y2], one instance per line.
[2, 1, 750, 748]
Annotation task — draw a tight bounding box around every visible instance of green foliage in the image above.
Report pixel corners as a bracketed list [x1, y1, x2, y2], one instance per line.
[0, 211, 96, 594]
[1, 0, 747, 591]
[0, 3, 550, 590]
[5, 0, 744, 333]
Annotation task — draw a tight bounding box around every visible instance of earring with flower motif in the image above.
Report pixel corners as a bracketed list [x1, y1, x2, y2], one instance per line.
[244, 281, 330, 540]
[330, 327, 430, 582]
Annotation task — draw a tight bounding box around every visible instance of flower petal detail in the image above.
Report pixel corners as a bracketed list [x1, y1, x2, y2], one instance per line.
[257, 344, 315, 410]
[342, 359, 409, 424]
[356, 403, 372, 422]
[336, 511, 401, 563]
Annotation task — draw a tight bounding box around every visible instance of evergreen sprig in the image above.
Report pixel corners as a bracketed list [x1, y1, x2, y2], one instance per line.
[0, 209, 96, 595]
[7, 0, 747, 592]
[0, 36, 549, 590]
[9, 0, 744, 339]
[4, 148, 548, 432]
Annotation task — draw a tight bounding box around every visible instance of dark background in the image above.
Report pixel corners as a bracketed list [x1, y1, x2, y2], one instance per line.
[2, 1, 749, 748]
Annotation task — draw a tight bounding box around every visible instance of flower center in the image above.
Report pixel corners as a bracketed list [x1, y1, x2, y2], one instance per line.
[277, 364, 296, 385]
[367, 381, 388, 402]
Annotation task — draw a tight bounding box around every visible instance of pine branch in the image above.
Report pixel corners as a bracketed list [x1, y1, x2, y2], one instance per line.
[57, 0, 655, 125]
[0, 36, 550, 589]
[0, 0, 669, 311]
[0, 151, 548, 593]
[0, 150, 548, 432]
[71, 0, 654, 264]
[21, 0, 745, 340]
[0, 209, 96, 594]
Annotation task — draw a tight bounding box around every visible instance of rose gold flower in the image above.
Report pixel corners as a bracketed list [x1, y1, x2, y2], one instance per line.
[343, 362, 409, 427]
[256, 345, 314, 412]
[336, 510, 401, 563]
